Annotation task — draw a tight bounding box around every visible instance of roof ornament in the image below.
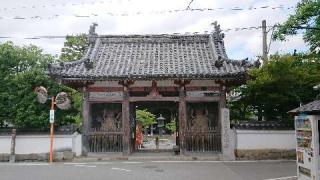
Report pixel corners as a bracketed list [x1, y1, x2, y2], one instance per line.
[84, 58, 94, 69]
[89, 23, 98, 36]
[215, 55, 224, 69]
[241, 58, 248, 66]
[211, 21, 225, 40]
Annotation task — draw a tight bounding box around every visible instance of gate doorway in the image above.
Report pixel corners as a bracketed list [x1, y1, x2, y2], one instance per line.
[132, 102, 179, 152]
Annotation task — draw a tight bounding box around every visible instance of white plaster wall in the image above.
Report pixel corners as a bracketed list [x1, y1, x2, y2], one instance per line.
[235, 130, 296, 150]
[0, 136, 11, 154]
[0, 133, 82, 156]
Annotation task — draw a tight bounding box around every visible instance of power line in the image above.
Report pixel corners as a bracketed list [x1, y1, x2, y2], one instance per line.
[186, 0, 195, 10]
[0, 0, 126, 11]
[0, 5, 295, 20]
[0, 2, 291, 12]
[0, 25, 274, 40]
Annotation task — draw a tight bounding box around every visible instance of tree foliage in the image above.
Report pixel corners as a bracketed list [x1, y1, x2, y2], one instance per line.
[0, 42, 79, 129]
[136, 109, 156, 131]
[229, 53, 320, 122]
[165, 118, 176, 134]
[60, 34, 88, 62]
[273, 0, 320, 52]
[59, 34, 88, 125]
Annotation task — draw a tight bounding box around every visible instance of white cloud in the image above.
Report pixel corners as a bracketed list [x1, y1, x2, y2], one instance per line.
[0, 0, 308, 59]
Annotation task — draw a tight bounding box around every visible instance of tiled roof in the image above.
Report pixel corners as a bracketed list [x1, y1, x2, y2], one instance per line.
[289, 100, 320, 115]
[48, 24, 254, 81]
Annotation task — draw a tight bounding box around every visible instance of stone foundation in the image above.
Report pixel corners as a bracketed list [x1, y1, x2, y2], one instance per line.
[0, 151, 75, 162]
[235, 149, 296, 160]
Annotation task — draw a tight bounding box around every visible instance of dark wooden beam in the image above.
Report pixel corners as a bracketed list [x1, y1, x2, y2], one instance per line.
[121, 80, 132, 155]
[216, 82, 226, 130]
[87, 86, 220, 93]
[149, 80, 160, 96]
[118, 80, 134, 87]
[82, 88, 90, 156]
[130, 96, 179, 102]
[186, 96, 220, 102]
[174, 79, 191, 86]
[177, 80, 188, 154]
[89, 97, 123, 102]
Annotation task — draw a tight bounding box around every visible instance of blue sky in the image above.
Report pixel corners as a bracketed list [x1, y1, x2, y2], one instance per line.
[0, 0, 308, 60]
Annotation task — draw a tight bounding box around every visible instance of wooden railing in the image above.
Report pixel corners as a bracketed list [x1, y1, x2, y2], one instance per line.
[85, 128, 123, 153]
[185, 130, 221, 152]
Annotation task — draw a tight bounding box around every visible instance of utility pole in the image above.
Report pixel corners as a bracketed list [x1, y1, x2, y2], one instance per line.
[262, 20, 268, 64]
[49, 97, 55, 164]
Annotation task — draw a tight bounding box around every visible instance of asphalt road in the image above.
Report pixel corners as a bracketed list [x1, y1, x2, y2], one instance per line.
[0, 160, 297, 180]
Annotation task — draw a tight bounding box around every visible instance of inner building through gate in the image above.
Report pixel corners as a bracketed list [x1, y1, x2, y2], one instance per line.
[48, 22, 255, 160]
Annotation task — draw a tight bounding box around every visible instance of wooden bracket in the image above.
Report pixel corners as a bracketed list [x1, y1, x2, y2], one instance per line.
[174, 79, 191, 87]
[118, 80, 134, 87]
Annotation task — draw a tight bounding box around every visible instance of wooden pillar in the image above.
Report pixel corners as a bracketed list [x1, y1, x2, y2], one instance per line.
[82, 88, 90, 155]
[175, 80, 189, 154]
[120, 80, 133, 155]
[218, 83, 226, 130]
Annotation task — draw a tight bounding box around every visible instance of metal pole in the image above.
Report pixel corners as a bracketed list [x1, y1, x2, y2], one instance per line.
[49, 97, 55, 163]
[9, 129, 16, 163]
[262, 20, 268, 63]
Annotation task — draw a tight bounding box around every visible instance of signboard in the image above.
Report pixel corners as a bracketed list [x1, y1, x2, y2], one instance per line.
[89, 92, 123, 99]
[295, 114, 319, 180]
[49, 110, 55, 123]
[186, 91, 220, 97]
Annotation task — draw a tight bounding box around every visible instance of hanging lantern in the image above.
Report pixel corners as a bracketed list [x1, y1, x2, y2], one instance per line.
[35, 86, 48, 104]
[55, 92, 71, 110]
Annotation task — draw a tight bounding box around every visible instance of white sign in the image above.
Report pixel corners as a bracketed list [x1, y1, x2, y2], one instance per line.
[89, 92, 123, 99]
[49, 110, 55, 123]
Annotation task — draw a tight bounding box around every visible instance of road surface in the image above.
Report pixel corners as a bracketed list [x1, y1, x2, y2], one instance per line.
[0, 160, 297, 180]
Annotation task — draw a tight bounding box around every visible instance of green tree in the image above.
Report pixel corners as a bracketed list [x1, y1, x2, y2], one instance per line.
[60, 34, 88, 62]
[136, 109, 156, 133]
[59, 34, 88, 126]
[229, 53, 320, 122]
[273, 0, 320, 52]
[165, 118, 176, 134]
[0, 42, 79, 129]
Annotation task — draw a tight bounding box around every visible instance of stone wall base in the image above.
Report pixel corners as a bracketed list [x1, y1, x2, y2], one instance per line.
[0, 151, 74, 162]
[235, 149, 296, 160]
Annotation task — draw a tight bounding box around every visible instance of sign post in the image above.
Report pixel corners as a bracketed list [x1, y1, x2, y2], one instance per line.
[35, 87, 71, 164]
[49, 97, 55, 164]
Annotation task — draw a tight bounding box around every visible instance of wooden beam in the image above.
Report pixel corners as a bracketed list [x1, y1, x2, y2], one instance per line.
[186, 96, 220, 102]
[82, 88, 90, 155]
[121, 80, 132, 155]
[219, 83, 226, 108]
[149, 80, 159, 96]
[87, 86, 220, 93]
[177, 81, 188, 154]
[129, 96, 179, 102]
[174, 79, 191, 86]
[89, 97, 123, 102]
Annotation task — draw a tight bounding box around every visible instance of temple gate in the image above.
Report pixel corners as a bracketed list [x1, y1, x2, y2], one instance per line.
[48, 22, 254, 160]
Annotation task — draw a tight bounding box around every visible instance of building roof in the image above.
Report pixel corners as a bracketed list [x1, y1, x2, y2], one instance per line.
[48, 23, 255, 81]
[289, 100, 320, 115]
